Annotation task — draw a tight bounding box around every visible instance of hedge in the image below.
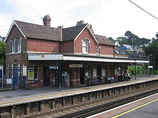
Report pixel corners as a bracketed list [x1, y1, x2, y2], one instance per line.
[128, 65, 148, 76]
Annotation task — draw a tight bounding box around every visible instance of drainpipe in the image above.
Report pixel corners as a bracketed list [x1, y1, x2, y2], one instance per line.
[58, 61, 62, 91]
[89, 62, 92, 87]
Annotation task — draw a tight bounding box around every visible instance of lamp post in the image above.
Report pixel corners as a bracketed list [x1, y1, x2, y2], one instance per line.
[148, 54, 153, 77]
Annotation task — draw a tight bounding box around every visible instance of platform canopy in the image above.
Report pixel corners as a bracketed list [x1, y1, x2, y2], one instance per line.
[28, 53, 149, 63]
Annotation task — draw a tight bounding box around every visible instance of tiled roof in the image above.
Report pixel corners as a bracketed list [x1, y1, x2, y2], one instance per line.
[62, 24, 86, 41]
[15, 20, 62, 41]
[14, 20, 115, 46]
[95, 34, 115, 46]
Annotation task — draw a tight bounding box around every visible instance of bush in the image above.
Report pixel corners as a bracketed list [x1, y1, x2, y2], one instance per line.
[154, 70, 158, 74]
[128, 65, 148, 76]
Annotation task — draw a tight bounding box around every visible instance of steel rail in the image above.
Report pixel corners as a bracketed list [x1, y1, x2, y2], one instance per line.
[58, 89, 158, 118]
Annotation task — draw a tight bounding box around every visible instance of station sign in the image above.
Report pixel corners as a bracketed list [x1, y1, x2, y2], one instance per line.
[69, 64, 83, 68]
[148, 66, 153, 68]
[49, 66, 58, 69]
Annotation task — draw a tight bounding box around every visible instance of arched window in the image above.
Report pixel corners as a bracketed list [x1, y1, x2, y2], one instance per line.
[82, 39, 89, 53]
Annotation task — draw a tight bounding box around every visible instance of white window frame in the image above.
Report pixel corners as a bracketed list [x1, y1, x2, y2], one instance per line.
[11, 37, 22, 53]
[17, 38, 21, 52]
[11, 39, 15, 53]
[82, 39, 89, 53]
[96, 46, 101, 54]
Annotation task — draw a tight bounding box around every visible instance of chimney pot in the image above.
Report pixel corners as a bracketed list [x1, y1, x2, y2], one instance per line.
[43, 15, 51, 26]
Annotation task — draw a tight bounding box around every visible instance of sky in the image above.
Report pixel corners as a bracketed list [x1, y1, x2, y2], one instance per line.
[0, 0, 158, 39]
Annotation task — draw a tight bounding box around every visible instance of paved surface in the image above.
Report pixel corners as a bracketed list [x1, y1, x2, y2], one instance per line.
[88, 92, 158, 118]
[119, 100, 158, 118]
[0, 74, 158, 107]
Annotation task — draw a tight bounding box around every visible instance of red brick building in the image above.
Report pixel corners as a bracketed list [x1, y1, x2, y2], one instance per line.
[5, 15, 148, 89]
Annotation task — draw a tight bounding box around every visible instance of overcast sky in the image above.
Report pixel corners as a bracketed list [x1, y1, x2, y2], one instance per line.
[0, 0, 158, 39]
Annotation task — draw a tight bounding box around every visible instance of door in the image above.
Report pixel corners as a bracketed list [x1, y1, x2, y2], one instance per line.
[66, 72, 70, 87]
[13, 66, 18, 88]
[80, 68, 85, 84]
[43, 67, 50, 86]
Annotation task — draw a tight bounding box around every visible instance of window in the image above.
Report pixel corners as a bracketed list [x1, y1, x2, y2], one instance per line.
[96, 46, 100, 54]
[93, 68, 97, 77]
[102, 68, 106, 76]
[34, 66, 38, 80]
[11, 37, 21, 53]
[82, 39, 89, 53]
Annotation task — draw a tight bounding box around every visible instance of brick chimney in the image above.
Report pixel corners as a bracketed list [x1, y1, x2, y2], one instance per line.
[43, 15, 51, 26]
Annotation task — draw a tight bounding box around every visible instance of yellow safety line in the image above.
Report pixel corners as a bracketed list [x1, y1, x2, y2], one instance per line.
[0, 87, 95, 105]
[112, 98, 158, 118]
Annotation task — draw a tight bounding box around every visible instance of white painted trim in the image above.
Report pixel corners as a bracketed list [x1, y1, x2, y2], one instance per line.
[63, 56, 148, 63]
[28, 54, 63, 60]
[74, 24, 99, 45]
[4, 21, 26, 42]
[28, 53, 148, 63]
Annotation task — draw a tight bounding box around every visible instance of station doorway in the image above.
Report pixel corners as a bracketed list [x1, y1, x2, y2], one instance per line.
[43, 67, 50, 86]
[80, 68, 85, 85]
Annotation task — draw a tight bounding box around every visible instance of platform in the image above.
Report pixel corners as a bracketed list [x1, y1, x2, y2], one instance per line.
[0, 74, 158, 107]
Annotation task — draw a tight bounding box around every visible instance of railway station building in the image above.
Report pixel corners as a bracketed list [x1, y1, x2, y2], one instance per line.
[4, 15, 148, 89]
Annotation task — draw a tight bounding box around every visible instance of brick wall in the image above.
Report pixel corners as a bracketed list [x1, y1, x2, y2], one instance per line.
[60, 41, 74, 53]
[27, 39, 59, 53]
[100, 45, 114, 56]
[5, 25, 27, 66]
[74, 28, 114, 55]
[74, 28, 98, 54]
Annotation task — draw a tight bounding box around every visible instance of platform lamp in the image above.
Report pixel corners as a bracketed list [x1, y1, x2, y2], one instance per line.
[148, 54, 153, 77]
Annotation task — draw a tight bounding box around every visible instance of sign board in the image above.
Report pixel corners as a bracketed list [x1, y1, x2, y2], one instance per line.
[28, 70, 34, 80]
[62, 71, 67, 76]
[23, 66, 27, 76]
[69, 64, 83, 68]
[148, 66, 153, 68]
[49, 66, 58, 69]
[7, 78, 12, 84]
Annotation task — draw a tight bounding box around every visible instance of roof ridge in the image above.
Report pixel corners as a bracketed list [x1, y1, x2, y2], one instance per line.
[14, 20, 59, 30]
[63, 23, 87, 30]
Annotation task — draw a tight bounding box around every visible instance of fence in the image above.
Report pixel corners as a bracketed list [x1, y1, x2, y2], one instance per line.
[0, 65, 13, 90]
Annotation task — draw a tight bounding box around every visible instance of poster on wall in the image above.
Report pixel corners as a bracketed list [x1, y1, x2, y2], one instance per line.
[28, 70, 34, 80]
[23, 66, 27, 76]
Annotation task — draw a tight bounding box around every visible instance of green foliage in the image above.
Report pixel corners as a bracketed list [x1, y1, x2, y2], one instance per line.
[128, 65, 147, 75]
[0, 41, 6, 65]
[144, 40, 158, 69]
[115, 31, 150, 47]
[108, 37, 115, 43]
[153, 70, 158, 74]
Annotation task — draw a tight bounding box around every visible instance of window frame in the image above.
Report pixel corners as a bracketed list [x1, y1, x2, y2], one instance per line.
[11, 37, 22, 53]
[82, 39, 89, 53]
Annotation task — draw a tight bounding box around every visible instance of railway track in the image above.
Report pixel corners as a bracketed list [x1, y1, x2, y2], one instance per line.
[23, 85, 158, 118]
[58, 89, 158, 118]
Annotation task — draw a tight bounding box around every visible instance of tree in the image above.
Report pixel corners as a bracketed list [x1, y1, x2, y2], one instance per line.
[144, 40, 158, 69]
[108, 37, 115, 43]
[0, 41, 6, 66]
[116, 36, 127, 45]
